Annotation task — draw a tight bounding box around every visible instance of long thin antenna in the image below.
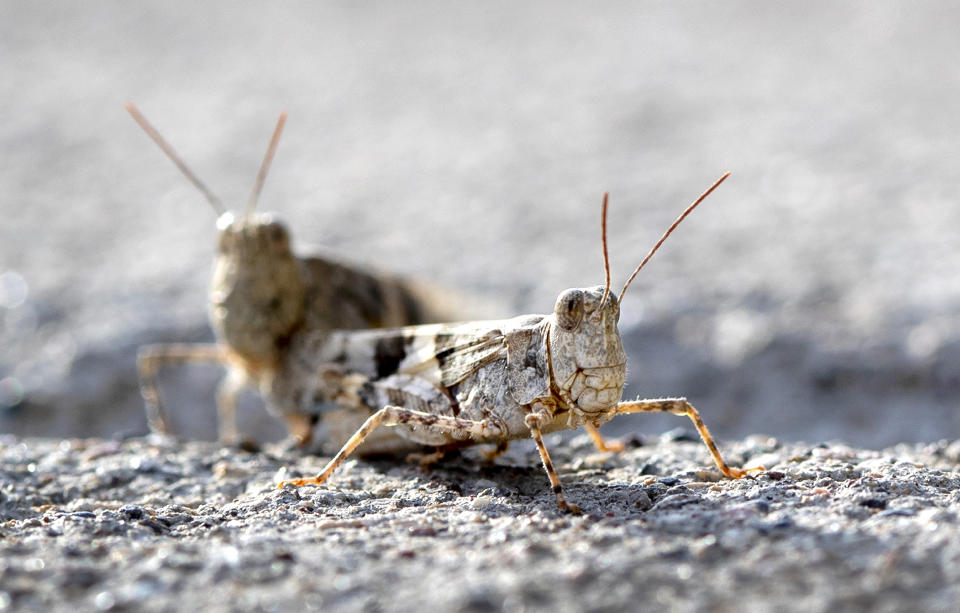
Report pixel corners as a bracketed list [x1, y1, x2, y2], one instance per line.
[125, 102, 226, 215]
[245, 112, 288, 219]
[599, 192, 612, 309]
[619, 172, 730, 301]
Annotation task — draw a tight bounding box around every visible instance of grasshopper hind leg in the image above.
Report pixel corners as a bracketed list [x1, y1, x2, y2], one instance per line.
[405, 442, 470, 466]
[277, 405, 498, 489]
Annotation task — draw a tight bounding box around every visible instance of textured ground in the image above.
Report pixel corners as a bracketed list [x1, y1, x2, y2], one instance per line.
[1, 2, 959, 447]
[2, 433, 960, 612]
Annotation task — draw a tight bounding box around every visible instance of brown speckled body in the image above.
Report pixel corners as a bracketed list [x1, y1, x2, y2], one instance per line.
[284, 287, 625, 447]
[277, 176, 760, 511]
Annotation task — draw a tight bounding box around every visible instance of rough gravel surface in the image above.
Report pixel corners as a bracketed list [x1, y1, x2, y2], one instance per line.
[2, 2, 959, 448]
[2, 4, 960, 612]
[2, 433, 960, 612]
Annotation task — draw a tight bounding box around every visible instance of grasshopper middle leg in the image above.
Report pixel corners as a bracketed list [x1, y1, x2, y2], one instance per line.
[277, 405, 499, 489]
[584, 423, 626, 453]
[483, 441, 510, 462]
[137, 343, 226, 436]
[616, 397, 763, 478]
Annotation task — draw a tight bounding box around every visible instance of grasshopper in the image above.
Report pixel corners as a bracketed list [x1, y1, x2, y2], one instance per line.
[127, 103, 459, 446]
[277, 173, 762, 512]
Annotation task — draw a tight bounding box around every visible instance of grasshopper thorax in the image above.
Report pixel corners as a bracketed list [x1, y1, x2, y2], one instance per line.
[209, 211, 305, 367]
[548, 285, 626, 418]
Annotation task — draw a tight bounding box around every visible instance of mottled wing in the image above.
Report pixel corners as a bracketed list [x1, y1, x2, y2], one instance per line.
[322, 321, 509, 389]
[431, 328, 506, 387]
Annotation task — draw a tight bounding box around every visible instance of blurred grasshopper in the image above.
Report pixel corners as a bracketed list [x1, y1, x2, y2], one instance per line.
[127, 103, 458, 446]
[278, 173, 762, 512]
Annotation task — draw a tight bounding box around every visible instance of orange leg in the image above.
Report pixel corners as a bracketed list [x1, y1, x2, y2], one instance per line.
[525, 413, 580, 514]
[585, 423, 625, 453]
[616, 398, 763, 478]
[278, 405, 496, 489]
[137, 343, 226, 436]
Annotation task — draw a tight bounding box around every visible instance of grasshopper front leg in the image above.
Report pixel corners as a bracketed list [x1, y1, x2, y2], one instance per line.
[137, 343, 227, 437]
[277, 405, 498, 489]
[616, 397, 764, 478]
[525, 411, 581, 514]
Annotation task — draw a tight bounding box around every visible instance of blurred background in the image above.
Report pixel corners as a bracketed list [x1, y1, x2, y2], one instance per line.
[0, 2, 957, 448]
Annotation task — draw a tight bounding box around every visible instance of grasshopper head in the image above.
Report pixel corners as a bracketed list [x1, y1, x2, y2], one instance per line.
[209, 211, 305, 366]
[546, 175, 729, 420]
[548, 285, 626, 418]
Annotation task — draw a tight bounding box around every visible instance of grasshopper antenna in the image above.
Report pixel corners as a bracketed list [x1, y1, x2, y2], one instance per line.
[599, 192, 612, 309]
[244, 112, 288, 219]
[125, 102, 226, 216]
[619, 172, 730, 301]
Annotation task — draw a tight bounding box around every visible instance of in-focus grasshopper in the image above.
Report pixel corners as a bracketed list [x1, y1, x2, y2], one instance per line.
[127, 103, 460, 446]
[278, 173, 762, 512]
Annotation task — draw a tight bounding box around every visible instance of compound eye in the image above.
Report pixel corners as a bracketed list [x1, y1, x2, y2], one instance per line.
[554, 289, 584, 331]
[265, 220, 290, 250]
[607, 292, 621, 323]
